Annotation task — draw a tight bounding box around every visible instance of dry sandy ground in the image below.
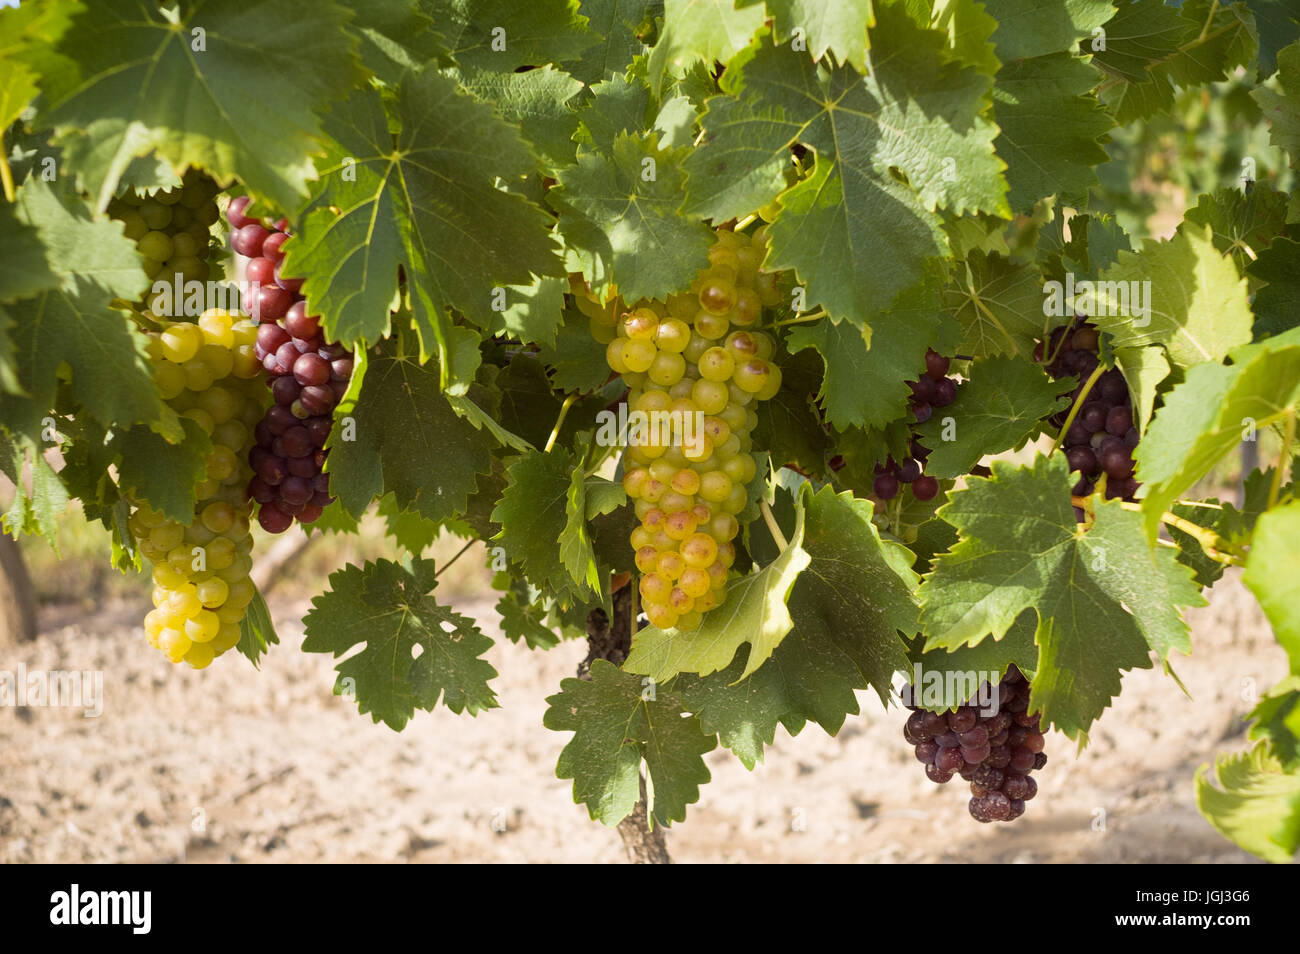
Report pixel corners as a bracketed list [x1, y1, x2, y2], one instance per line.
[0, 571, 1287, 864]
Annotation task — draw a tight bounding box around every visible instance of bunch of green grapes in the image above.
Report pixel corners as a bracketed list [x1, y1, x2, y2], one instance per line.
[130, 310, 267, 669]
[107, 169, 222, 288]
[580, 228, 785, 631]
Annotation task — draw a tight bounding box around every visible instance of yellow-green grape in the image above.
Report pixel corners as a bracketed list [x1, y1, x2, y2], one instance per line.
[589, 228, 784, 631]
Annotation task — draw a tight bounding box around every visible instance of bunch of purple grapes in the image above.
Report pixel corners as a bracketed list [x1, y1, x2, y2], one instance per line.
[869, 350, 958, 503]
[1037, 319, 1140, 519]
[226, 196, 353, 533]
[903, 665, 1048, 823]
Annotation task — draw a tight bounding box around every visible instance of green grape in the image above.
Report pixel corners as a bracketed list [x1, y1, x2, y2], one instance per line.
[655, 318, 692, 353]
[697, 347, 736, 382]
[140, 201, 172, 230]
[694, 309, 729, 339]
[647, 351, 686, 387]
[640, 573, 673, 604]
[621, 338, 657, 373]
[698, 278, 737, 316]
[691, 379, 730, 415]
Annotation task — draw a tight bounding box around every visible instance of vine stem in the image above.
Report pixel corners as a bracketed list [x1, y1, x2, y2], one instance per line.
[434, 539, 476, 579]
[759, 499, 789, 553]
[545, 392, 578, 453]
[1049, 362, 1106, 455]
[733, 213, 758, 232]
[1267, 410, 1295, 509]
[1076, 497, 1245, 566]
[772, 309, 826, 327]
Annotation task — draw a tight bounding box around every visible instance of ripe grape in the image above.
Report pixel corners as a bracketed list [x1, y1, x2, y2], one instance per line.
[904, 665, 1046, 823]
[232, 215, 352, 533]
[588, 228, 784, 631]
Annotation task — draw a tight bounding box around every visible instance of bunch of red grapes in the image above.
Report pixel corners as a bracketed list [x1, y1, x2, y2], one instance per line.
[867, 350, 958, 503]
[1037, 318, 1140, 520]
[903, 666, 1048, 823]
[226, 196, 353, 533]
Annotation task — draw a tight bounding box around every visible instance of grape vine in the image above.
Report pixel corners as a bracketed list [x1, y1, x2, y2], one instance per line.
[1, 0, 1298, 863]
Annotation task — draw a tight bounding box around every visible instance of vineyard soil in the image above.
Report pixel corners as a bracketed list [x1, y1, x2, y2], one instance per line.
[1, 575, 1283, 864]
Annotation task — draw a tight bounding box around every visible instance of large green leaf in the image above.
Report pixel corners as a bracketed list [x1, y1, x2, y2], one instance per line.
[992, 52, 1113, 212]
[915, 355, 1072, 478]
[919, 454, 1204, 739]
[422, 0, 596, 71]
[552, 132, 714, 303]
[285, 72, 561, 383]
[980, 0, 1115, 61]
[325, 338, 496, 523]
[1090, 224, 1253, 371]
[1196, 743, 1300, 864]
[35, 0, 365, 212]
[544, 659, 716, 826]
[1242, 500, 1300, 673]
[302, 557, 499, 730]
[1, 179, 158, 439]
[747, 0, 874, 71]
[685, 7, 1010, 324]
[647, 0, 766, 86]
[1252, 41, 1300, 170]
[1136, 333, 1300, 539]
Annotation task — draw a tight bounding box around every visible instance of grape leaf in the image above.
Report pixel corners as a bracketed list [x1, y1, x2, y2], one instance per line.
[325, 338, 496, 524]
[979, 0, 1115, 61]
[915, 355, 1073, 478]
[910, 610, 1040, 706]
[470, 274, 567, 348]
[302, 557, 499, 730]
[0, 202, 58, 305]
[286, 72, 562, 382]
[1196, 743, 1300, 864]
[110, 419, 212, 525]
[625, 483, 810, 681]
[1091, 224, 1253, 370]
[0, 430, 67, 544]
[421, 0, 597, 71]
[338, 0, 449, 85]
[992, 52, 1114, 213]
[1247, 0, 1300, 78]
[544, 659, 716, 826]
[236, 582, 280, 667]
[1136, 333, 1300, 539]
[1114, 343, 1170, 431]
[1242, 500, 1300, 672]
[944, 250, 1044, 358]
[34, 0, 365, 212]
[786, 273, 958, 430]
[1090, 0, 1185, 83]
[1247, 677, 1300, 767]
[1038, 211, 1132, 284]
[459, 66, 583, 171]
[376, 494, 443, 554]
[551, 132, 714, 303]
[782, 486, 917, 699]
[1099, 67, 1176, 124]
[1252, 40, 1300, 170]
[536, 307, 615, 392]
[750, 348, 830, 476]
[686, 10, 1008, 322]
[919, 454, 1204, 739]
[1182, 185, 1290, 273]
[745, 0, 874, 71]
[496, 580, 565, 650]
[1162, 0, 1257, 87]
[490, 445, 600, 601]
[1249, 236, 1300, 338]
[577, 73, 654, 151]
[0, 0, 77, 131]
[568, 0, 655, 84]
[1, 179, 158, 440]
[647, 0, 766, 87]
